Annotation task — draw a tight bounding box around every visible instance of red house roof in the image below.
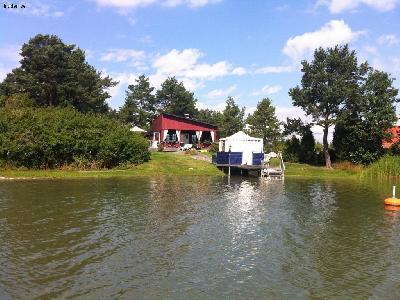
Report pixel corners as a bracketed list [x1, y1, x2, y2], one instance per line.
[383, 125, 400, 149]
[152, 113, 217, 131]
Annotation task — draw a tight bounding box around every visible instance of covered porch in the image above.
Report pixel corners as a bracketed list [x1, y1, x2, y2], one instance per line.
[153, 129, 216, 150]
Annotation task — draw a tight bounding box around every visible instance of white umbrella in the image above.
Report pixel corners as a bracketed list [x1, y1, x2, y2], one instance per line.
[130, 126, 146, 132]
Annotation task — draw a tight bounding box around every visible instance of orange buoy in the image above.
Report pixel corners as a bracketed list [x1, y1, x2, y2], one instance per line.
[385, 205, 400, 211]
[384, 186, 400, 206]
[384, 198, 400, 206]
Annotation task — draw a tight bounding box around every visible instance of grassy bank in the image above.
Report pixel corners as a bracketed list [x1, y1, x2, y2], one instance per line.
[2, 151, 397, 180]
[285, 163, 360, 178]
[0, 152, 224, 179]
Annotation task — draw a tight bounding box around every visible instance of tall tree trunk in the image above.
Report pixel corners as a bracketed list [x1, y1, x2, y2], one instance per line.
[323, 124, 332, 168]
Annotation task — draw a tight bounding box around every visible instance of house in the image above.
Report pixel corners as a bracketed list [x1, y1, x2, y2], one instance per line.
[217, 131, 264, 165]
[152, 113, 217, 150]
[382, 116, 400, 149]
[383, 125, 400, 149]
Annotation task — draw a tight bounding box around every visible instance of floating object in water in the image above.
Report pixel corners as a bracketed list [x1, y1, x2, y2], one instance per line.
[384, 205, 400, 211]
[384, 186, 400, 206]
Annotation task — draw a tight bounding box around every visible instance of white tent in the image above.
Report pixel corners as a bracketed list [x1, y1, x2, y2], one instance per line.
[218, 131, 263, 165]
[130, 126, 146, 133]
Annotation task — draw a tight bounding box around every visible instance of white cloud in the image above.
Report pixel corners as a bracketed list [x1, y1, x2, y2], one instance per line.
[250, 85, 282, 97]
[317, 0, 399, 13]
[93, 0, 156, 8]
[102, 71, 139, 107]
[196, 101, 226, 112]
[153, 49, 202, 74]
[92, 0, 221, 8]
[150, 48, 243, 90]
[283, 20, 363, 62]
[255, 65, 293, 74]
[377, 34, 400, 46]
[100, 49, 145, 62]
[363, 45, 378, 55]
[207, 85, 236, 98]
[232, 67, 247, 75]
[0, 67, 11, 81]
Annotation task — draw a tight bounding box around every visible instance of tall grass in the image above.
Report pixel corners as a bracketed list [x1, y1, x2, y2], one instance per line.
[361, 155, 400, 178]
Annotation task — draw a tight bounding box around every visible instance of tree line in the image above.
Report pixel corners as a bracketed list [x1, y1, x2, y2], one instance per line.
[0, 34, 398, 169]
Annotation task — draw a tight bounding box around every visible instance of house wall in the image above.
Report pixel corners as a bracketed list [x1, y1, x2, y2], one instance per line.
[153, 114, 217, 141]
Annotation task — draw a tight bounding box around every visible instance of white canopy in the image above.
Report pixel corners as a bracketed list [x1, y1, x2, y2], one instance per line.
[130, 126, 146, 133]
[219, 131, 264, 165]
[219, 131, 262, 142]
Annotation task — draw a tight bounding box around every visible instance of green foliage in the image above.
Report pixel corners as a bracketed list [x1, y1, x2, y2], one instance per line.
[156, 77, 198, 116]
[289, 45, 363, 168]
[0, 107, 150, 169]
[283, 118, 316, 164]
[333, 70, 399, 165]
[0, 34, 116, 113]
[246, 98, 281, 151]
[196, 108, 222, 125]
[282, 136, 301, 162]
[209, 143, 219, 153]
[0, 93, 36, 108]
[361, 155, 400, 178]
[389, 142, 400, 155]
[119, 75, 156, 130]
[219, 97, 245, 137]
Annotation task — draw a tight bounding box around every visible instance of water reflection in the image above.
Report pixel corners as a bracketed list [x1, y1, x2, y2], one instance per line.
[0, 177, 399, 298]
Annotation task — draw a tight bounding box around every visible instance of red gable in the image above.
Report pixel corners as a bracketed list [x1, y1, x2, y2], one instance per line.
[152, 113, 217, 131]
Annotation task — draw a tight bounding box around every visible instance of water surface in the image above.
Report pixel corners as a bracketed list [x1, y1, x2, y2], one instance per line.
[0, 177, 399, 299]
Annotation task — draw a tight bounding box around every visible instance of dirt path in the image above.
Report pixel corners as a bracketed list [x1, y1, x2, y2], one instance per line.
[173, 151, 212, 163]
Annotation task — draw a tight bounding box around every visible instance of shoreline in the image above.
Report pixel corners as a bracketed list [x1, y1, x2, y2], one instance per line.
[2, 152, 394, 181]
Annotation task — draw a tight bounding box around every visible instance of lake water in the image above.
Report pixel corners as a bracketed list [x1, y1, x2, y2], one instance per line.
[1, 176, 400, 299]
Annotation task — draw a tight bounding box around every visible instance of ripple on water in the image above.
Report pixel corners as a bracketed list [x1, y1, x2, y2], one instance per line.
[0, 177, 400, 298]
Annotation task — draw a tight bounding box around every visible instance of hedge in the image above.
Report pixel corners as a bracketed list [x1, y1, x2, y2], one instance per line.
[0, 107, 150, 169]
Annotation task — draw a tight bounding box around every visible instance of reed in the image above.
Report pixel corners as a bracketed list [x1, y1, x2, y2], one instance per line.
[361, 155, 400, 178]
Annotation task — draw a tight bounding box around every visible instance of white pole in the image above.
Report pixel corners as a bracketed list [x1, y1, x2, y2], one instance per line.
[393, 186, 396, 198]
[228, 152, 231, 177]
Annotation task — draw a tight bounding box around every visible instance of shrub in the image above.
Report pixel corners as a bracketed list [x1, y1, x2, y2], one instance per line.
[0, 107, 150, 169]
[209, 143, 219, 153]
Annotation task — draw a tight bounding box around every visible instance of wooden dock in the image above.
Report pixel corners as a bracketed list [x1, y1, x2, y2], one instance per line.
[214, 152, 285, 179]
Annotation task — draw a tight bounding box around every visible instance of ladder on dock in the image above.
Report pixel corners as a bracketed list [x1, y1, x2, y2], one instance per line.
[261, 152, 285, 180]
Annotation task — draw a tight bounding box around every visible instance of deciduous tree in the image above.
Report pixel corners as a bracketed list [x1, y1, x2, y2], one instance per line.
[289, 45, 363, 168]
[333, 70, 399, 164]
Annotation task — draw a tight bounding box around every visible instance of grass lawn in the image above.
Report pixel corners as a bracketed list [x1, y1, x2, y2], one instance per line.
[0, 152, 224, 179]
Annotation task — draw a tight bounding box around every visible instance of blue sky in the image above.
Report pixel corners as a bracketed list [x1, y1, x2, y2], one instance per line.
[1, 0, 400, 139]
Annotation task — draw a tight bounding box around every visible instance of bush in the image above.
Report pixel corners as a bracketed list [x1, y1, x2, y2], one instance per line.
[0, 107, 150, 169]
[209, 143, 219, 153]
